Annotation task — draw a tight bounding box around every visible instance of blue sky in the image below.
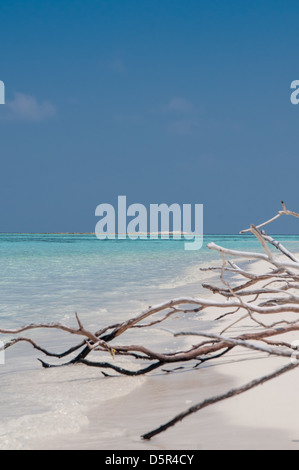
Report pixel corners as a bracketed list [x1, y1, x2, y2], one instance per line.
[1, 0, 299, 234]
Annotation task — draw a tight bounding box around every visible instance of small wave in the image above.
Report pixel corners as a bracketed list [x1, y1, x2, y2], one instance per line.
[0, 362, 145, 450]
[157, 258, 221, 290]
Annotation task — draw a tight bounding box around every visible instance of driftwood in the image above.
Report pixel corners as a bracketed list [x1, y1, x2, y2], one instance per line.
[1, 201, 299, 440]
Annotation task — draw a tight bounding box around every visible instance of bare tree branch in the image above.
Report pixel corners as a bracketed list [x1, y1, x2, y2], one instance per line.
[2, 202, 299, 441]
[142, 360, 299, 440]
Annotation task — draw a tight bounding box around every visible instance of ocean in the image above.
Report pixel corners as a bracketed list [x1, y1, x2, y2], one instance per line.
[1, 233, 299, 449]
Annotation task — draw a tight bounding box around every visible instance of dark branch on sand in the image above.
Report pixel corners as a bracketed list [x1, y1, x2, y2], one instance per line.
[2, 202, 299, 439]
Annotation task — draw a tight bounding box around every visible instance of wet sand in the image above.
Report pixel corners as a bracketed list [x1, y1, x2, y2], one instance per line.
[5, 256, 299, 450]
[31, 351, 299, 450]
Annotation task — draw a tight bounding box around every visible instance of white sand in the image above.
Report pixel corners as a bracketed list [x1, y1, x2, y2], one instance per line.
[4, 256, 299, 450]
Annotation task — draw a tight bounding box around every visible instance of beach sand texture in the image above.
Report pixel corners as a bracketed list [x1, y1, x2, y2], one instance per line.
[1, 254, 299, 450]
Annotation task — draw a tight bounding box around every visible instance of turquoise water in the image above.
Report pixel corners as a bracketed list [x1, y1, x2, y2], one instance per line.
[1, 232, 299, 449]
[1, 233, 299, 328]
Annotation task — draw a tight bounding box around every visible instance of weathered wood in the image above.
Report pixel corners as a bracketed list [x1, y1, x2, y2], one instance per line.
[2, 202, 299, 439]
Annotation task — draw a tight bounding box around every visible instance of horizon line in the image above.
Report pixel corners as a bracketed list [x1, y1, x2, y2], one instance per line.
[0, 232, 296, 236]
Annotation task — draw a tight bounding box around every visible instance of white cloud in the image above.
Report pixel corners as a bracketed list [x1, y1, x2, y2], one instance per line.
[163, 97, 195, 114]
[168, 119, 201, 136]
[114, 113, 145, 125]
[108, 58, 127, 75]
[5, 93, 56, 121]
[160, 97, 200, 136]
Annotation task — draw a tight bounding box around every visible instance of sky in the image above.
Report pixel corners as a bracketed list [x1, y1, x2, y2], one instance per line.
[1, 0, 299, 234]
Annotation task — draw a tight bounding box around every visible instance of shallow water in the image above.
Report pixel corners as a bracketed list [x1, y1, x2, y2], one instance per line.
[1, 233, 299, 449]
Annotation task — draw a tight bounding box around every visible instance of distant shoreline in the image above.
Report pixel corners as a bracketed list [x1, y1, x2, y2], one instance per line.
[0, 232, 296, 236]
[0, 232, 200, 236]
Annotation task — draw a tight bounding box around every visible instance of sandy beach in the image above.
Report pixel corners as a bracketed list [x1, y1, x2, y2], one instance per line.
[8, 255, 298, 451]
[2, 0, 299, 455]
[30, 354, 299, 450]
